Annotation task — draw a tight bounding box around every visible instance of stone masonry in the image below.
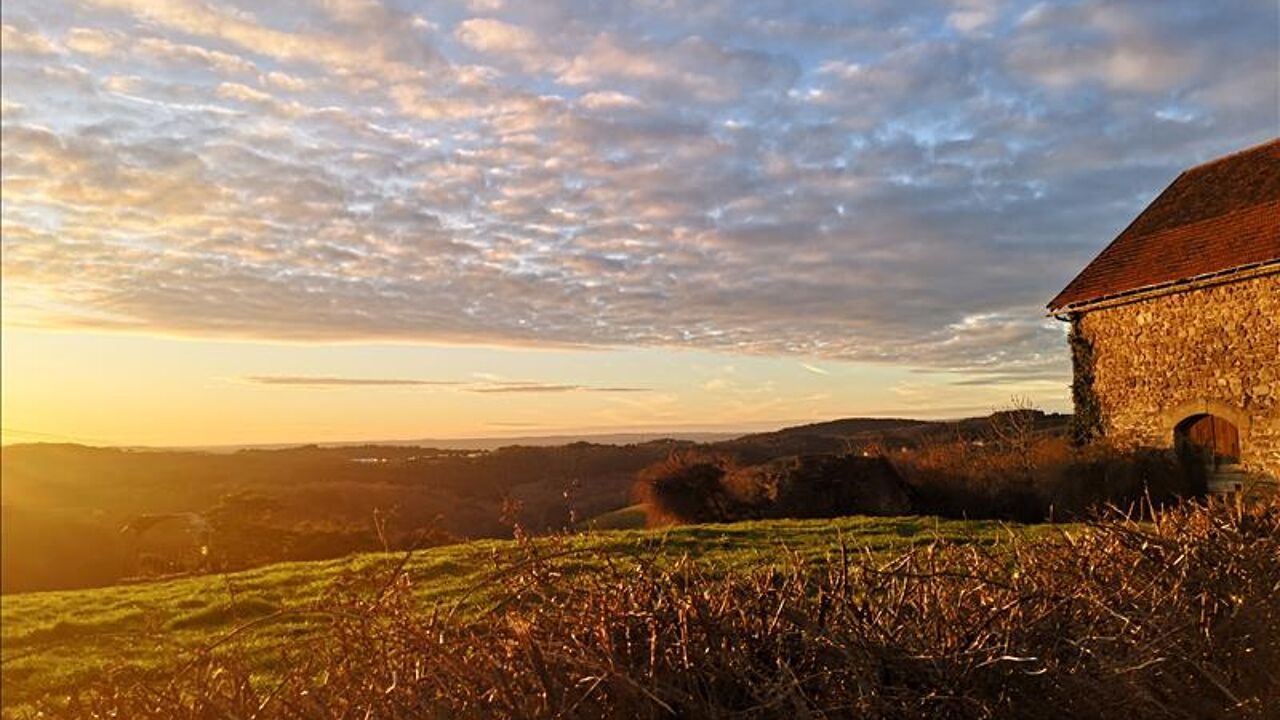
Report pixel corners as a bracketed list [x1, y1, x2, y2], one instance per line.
[1073, 270, 1280, 479]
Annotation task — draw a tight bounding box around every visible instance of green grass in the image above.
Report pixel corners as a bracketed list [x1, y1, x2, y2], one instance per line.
[1, 514, 1060, 715]
[577, 502, 648, 530]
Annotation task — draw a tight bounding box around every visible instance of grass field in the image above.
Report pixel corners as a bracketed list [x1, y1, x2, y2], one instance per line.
[575, 502, 648, 530]
[0, 513, 1050, 714]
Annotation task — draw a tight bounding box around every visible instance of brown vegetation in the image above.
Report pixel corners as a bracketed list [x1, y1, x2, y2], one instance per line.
[632, 405, 1199, 527]
[892, 435, 1205, 522]
[632, 451, 742, 525]
[635, 451, 912, 526]
[35, 498, 1280, 719]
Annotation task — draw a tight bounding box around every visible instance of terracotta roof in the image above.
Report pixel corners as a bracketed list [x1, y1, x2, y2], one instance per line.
[1048, 138, 1280, 311]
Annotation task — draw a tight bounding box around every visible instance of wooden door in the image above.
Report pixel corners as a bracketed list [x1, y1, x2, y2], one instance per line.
[1181, 415, 1240, 466]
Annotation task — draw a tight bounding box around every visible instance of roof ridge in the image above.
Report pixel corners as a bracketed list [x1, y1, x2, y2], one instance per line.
[1181, 136, 1280, 175]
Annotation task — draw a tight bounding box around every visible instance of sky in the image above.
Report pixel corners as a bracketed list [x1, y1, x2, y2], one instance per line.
[1, 0, 1277, 446]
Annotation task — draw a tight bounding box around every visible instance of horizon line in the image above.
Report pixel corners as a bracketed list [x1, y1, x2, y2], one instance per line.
[0, 405, 1071, 451]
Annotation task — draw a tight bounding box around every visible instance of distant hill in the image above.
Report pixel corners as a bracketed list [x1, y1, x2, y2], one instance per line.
[1, 411, 1070, 594]
[131, 413, 1068, 455]
[174, 431, 746, 453]
[714, 412, 1069, 463]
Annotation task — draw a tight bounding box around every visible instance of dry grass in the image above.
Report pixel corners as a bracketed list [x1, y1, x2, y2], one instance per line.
[26, 497, 1279, 719]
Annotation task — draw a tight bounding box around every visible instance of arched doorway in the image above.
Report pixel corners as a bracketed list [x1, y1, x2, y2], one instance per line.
[1175, 414, 1243, 493]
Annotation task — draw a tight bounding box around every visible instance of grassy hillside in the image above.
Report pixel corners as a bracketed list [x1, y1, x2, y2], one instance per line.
[577, 503, 648, 530]
[2, 514, 1040, 714]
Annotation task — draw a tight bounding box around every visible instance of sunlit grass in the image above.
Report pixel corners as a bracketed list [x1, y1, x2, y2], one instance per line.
[1, 514, 1058, 714]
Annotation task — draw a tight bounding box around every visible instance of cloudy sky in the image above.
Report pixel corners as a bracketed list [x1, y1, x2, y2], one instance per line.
[2, 0, 1276, 445]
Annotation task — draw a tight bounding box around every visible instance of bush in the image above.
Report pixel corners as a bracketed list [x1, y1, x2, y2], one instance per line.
[892, 435, 1205, 522]
[40, 498, 1280, 719]
[727, 454, 912, 518]
[634, 452, 913, 526]
[1046, 443, 1207, 518]
[632, 452, 741, 525]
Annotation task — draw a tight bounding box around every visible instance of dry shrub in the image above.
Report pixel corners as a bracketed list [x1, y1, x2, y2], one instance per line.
[632, 451, 743, 526]
[893, 435, 1204, 522]
[892, 399, 1204, 522]
[726, 454, 912, 518]
[635, 452, 913, 527]
[1045, 443, 1207, 517]
[892, 435, 1064, 521]
[35, 498, 1280, 719]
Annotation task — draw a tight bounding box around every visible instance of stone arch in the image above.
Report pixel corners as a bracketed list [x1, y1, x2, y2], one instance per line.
[1162, 398, 1250, 440]
[1165, 399, 1251, 495]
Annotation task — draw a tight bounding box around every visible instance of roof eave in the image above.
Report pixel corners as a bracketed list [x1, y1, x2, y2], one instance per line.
[1046, 259, 1280, 317]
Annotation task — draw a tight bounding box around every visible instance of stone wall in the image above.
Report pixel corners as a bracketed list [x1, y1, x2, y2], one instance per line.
[1075, 270, 1280, 479]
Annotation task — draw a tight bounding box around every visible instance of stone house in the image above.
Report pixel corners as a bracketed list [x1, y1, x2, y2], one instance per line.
[1047, 138, 1279, 493]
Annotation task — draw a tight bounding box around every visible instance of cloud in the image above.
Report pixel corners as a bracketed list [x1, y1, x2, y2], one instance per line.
[577, 90, 643, 110]
[216, 81, 273, 104]
[467, 382, 651, 394]
[101, 74, 143, 93]
[134, 36, 258, 75]
[261, 71, 309, 93]
[1, 0, 1275, 391]
[64, 27, 119, 55]
[1, 23, 59, 55]
[238, 376, 649, 393]
[1007, 2, 1206, 92]
[242, 375, 461, 387]
[560, 33, 798, 103]
[800, 363, 830, 376]
[1, 99, 26, 117]
[453, 18, 562, 72]
[83, 0, 446, 99]
[947, 0, 1001, 35]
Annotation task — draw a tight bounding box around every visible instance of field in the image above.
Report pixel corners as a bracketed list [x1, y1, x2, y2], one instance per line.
[1, 513, 1033, 715]
[5, 499, 1278, 718]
